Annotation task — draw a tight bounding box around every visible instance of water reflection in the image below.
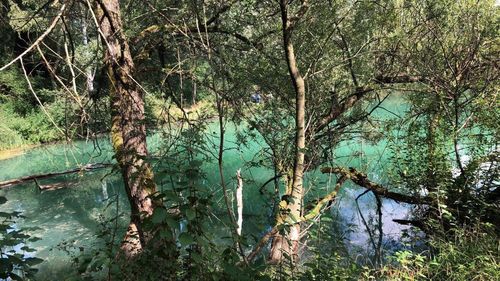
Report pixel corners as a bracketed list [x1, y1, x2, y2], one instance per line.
[0, 97, 414, 278]
[0, 170, 130, 280]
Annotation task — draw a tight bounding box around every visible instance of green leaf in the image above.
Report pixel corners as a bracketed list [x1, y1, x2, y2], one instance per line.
[178, 233, 194, 246]
[191, 252, 202, 263]
[165, 217, 178, 229]
[27, 237, 41, 242]
[159, 228, 173, 240]
[151, 207, 168, 224]
[0, 212, 12, 217]
[21, 246, 36, 252]
[7, 254, 23, 264]
[186, 209, 196, 221]
[9, 272, 23, 281]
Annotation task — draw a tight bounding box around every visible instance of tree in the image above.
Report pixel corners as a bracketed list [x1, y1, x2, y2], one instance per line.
[267, 0, 308, 265]
[376, 0, 499, 231]
[212, 0, 400, 265]
[94, 0, 158, 257]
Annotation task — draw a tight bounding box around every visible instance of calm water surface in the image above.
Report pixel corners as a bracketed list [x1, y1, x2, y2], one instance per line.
[0, 96, 413, 279]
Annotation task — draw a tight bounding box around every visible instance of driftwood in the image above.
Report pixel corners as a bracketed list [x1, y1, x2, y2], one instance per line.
[0, 163, 113, 188]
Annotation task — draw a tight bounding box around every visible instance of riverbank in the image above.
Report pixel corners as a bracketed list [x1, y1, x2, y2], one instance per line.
[0, 144, 40, 160]
[0, 98, 216, 155]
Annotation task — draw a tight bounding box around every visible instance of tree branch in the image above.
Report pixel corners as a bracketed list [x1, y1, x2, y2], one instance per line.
[0, 4, 66, 71]
[321, 166, 432, 205]
[302, 175, 346, 221]
[315, 86, 375, 133]
[374, 74, 424, 84]
[246, 227, 278, 262]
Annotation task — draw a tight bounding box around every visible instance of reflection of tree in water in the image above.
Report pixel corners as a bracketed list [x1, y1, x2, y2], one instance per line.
[321, 185, 418, 266]
[298, 202, 354, 267]
[355, 190, 384, 267]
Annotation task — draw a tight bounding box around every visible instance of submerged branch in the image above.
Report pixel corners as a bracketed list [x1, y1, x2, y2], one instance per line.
[0, 163, 112, 188]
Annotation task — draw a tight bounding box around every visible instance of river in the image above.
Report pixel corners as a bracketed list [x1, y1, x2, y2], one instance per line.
[0, 95, 414, 279]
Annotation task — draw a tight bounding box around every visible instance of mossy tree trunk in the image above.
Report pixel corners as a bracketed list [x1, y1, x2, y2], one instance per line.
[95, 0, 157, 258]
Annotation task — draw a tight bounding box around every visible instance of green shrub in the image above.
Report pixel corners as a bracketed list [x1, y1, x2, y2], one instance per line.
[366, 224, 499, 281]
[0, 123, 24, 150]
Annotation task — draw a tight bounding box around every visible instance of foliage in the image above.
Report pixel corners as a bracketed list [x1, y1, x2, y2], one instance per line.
[0, 122, 25, 151]
[0, 0, 498, 280]
[299, 215, 362, 281]
[0, 99, 65, 148]
[366, 223, 499, 281]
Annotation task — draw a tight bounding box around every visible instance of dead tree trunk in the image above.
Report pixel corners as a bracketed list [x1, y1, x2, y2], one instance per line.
[236, 169, 243, 236]
[95, 0, 157, 258]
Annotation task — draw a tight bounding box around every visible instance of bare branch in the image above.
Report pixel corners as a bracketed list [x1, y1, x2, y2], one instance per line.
[20, 59, 66, 138]
[0, 4, 66, 72]
[375, 74, 425, 84]
[288, 0, 310, 31]
[315, 86, 375, 133]
[246, 227, 278, 262]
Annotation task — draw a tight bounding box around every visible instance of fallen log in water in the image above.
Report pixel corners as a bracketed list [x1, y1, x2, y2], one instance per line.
[0, 163, 113, 188]
[33, 178, 79, 191]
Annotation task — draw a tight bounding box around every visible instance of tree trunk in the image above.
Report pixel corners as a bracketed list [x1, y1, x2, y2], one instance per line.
[95, 0, 157, 258]
[81, 13, 94, 95]
[269, 0, 307, 265]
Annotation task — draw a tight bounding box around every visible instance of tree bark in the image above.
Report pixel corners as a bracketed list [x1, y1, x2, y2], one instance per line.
[268, 0, 308, 265]
[81, 12, 95, 95]
[95, 0, 157, 258]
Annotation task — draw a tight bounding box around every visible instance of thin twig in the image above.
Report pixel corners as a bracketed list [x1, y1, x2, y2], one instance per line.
[20, 59, 66, 137]
[0, 4, 66, 71]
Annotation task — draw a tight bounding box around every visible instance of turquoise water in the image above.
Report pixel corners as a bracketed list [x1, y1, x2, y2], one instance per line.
[0, 95, 412, 279]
